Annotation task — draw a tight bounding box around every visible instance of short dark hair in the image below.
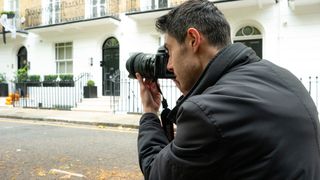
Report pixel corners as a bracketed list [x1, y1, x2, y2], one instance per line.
[156, 0, 231, 49]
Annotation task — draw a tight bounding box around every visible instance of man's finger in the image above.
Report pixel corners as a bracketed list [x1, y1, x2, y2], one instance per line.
[136, 73, 143, 85]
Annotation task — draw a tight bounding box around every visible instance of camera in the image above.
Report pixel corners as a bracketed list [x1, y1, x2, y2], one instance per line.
[126, 46, 175, 79]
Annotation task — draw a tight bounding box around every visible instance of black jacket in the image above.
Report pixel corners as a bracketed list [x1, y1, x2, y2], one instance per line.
[138, 43, 320, 180]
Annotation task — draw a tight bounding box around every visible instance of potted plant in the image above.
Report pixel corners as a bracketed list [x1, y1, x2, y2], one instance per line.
[15, 66, 28, 97]
[0, 73, 8, 97]
[16, 66, 28, 82]
[43, 74, 58, 87]
[26, 75, 41, 87]
[1, 11, 15, 19]
[58, 74, 74, 87]
[84, 80, 97, 98]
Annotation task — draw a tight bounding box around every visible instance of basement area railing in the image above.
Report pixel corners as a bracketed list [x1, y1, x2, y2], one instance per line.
[11, 74, 319, 114]
[13, 73, 90, 110]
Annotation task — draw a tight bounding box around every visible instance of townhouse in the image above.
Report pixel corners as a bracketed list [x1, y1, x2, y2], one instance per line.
[0, 0, 319, 112]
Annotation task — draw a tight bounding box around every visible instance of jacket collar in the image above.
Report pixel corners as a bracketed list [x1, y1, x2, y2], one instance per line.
[167, 43, 260, 122]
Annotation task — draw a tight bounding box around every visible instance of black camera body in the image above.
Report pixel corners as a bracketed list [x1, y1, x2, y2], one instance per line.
[126, 46, 175, 79]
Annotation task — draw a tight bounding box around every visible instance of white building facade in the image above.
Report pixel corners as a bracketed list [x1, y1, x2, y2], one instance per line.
[0, 0, 319, 112]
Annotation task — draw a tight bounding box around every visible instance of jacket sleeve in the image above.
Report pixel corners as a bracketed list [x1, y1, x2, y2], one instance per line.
[138, 100, 224, 180]
[138, 113, 169, 179]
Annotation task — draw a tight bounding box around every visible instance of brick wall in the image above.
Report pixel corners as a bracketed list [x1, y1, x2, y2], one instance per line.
[1, 0, 186, 29]
[125, 0, 140, 13]
[22, 0, 42, 27]
[0, 0, 3, 11]
[60, 0, 85, 22]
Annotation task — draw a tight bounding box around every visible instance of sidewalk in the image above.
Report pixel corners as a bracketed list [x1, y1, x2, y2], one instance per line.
[0, 106, 142, 129]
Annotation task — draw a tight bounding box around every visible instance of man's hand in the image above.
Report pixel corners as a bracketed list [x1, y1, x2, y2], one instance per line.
[136, 73, 161, 114]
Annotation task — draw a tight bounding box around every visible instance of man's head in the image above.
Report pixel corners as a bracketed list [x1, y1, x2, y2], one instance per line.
[156, 0, 231, 49]
[156, 0, 231, 95]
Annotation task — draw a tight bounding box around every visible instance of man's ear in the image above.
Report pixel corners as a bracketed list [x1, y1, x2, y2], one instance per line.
[186, 28, 201, 53]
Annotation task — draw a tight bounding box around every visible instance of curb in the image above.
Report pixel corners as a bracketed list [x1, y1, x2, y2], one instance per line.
[0, 115, 140, 129]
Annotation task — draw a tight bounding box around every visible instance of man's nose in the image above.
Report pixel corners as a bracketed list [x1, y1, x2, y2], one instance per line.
[167, 58, 173, 72]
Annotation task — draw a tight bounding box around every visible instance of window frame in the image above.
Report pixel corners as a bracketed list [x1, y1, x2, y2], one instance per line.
[43, 0, 61, 25]
[55, 42, 73, 75]
[89, 0, 107, 18]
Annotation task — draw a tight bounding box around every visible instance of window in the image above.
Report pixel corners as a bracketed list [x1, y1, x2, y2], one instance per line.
[44, 0, 61, 25]
[234, 25, 263, 58]
[140, 0, 168, 10]
[4, 0, 19, 27]
[236, 26, 261, 37]
[55, 42, 73, 74]
[90, 0, 106, 18]
[158, 0, 168, 8]
[141, 0, 152, 10]
[7, 0, 19, 12]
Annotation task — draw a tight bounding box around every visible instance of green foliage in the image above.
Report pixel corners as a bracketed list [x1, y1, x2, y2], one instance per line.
[59, 74, 74, 81]
[1, 11, 15, 18]
[1, 11, 15, 15]
[16, 66, 28, 82]
[44, 75, 58, 81]
[87, 80, 95, 87]
[28, 75, 40, 82]
[0, 73, 6, 83]
[52, 105, 73, 110]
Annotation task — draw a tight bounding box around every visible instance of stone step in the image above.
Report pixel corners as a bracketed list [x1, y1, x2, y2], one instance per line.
[72, 96, 120, 112]
[79, 97, 119, 105]
[71, 106, 114, 113]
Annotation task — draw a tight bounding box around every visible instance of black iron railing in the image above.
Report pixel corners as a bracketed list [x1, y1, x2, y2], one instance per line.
[12, 73, 319, 114]
[300, 76, 319, 108]
[113, 74, 320, 114]
[24, 0, 119, 28]
[110, 71, 181, 114]
[14, 73, 90, 110]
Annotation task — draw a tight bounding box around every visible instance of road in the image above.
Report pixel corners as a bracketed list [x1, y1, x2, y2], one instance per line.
[0, 118, 143, 179]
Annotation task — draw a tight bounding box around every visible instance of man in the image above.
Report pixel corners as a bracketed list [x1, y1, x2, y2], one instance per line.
[136, 0, 320, 179]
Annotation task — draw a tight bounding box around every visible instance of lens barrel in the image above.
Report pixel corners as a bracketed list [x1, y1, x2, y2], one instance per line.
[126, 53, 155, 79]
[126, 46, 175, 79]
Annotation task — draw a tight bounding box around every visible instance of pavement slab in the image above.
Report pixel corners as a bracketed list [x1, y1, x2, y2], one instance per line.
[0, 106, 142, 129]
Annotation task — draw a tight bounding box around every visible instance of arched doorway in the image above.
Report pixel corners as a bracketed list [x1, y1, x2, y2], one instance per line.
[234, 25, 263, 58]
[102, 37, 119, 96]
[17, 46, 28, 69]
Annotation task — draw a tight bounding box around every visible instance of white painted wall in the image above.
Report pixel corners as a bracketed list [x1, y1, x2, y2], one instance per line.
[0, 0, 319, 110]
[0, 36, 25, 93]
[278, 4, 320, 78]
[223, 1, 320, 78]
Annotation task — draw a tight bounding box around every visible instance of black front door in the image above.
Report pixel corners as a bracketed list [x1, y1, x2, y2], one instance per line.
[17, 46, 28, 69]
[102, 37, 120, 96]
[234, 39, 263, 58]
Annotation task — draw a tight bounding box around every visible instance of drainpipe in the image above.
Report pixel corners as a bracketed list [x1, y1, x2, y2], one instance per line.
[2, 26, 6, 44]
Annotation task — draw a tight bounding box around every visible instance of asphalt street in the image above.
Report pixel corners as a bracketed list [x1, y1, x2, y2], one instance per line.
[0, 118, 143, 179]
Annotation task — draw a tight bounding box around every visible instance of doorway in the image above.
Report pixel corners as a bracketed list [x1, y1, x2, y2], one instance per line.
[234, 25, 263, 58]
[102, 37, 119, 96]
[234, 39, 262, 58]
[17, 46, 28, 69]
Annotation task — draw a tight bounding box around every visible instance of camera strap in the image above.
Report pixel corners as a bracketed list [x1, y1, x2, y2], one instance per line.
[155, 82, 174, 142]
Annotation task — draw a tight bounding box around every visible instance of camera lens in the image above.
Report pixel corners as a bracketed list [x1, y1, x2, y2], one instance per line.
[126, 53, 155, 79]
